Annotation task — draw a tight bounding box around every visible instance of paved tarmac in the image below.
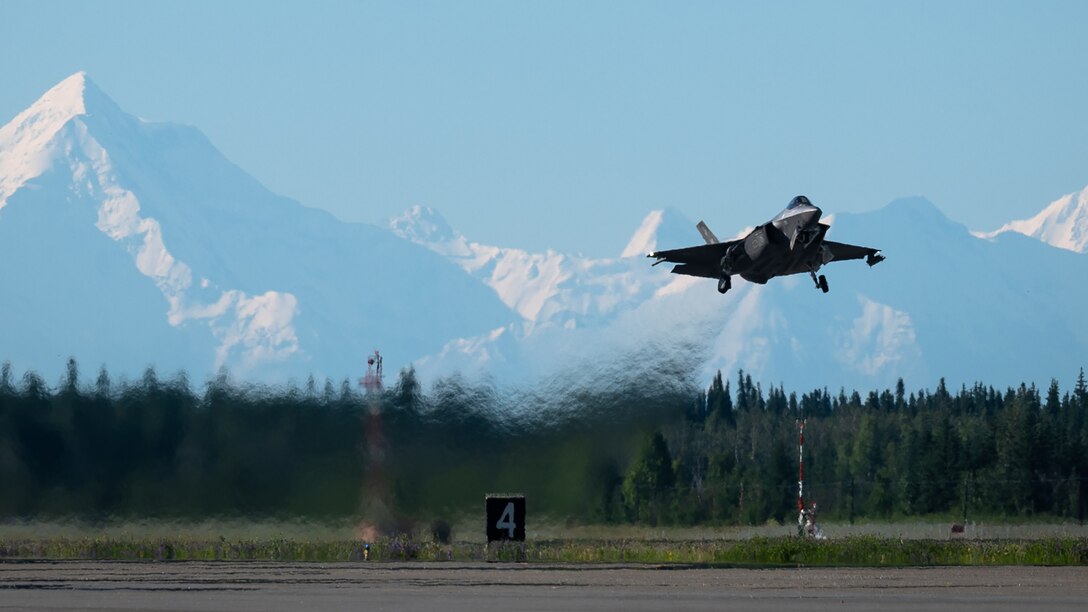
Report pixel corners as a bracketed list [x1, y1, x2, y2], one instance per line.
[2, 561, 1087, 611]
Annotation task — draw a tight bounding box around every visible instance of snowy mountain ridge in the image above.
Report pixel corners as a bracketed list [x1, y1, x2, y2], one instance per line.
[0, 73, 302, 371]
[0, 72, 514, 381]
[976, 185, 1088, 253]
[388, 204, 689, 328]
[401, 196, 1088, 392]
[0, 72, 95, 209]
[2, 72, 1087, 393]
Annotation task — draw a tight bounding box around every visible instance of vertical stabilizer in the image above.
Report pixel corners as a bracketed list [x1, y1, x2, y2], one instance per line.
[696, 221, 719, 245]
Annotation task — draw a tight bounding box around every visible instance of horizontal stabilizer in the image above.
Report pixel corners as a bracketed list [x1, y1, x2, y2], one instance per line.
[696, 221, 719, 245]
[824, 240, 885, 266]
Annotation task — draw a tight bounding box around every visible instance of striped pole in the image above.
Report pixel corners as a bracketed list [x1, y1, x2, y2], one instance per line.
[798, 419, 806, 513]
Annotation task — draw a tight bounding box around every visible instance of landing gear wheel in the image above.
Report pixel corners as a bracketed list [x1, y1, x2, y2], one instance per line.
[818, 275, 829, 293]
[717, 276, 731, 294]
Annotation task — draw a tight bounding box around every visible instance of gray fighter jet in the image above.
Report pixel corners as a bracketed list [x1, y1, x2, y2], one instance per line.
[648, 196, 884, 294]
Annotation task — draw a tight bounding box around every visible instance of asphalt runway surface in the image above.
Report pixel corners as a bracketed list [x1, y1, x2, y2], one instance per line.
[2, 562, 1087, 611]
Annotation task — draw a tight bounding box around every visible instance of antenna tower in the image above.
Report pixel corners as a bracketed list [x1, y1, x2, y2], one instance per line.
[358, 349, 390, 536]
[797, 418, 806, 514]
[359, 350, 383, 394]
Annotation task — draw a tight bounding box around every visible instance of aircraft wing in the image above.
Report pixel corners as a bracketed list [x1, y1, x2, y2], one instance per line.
[824, 240, 886, 266]
[648, 240, 742, 279]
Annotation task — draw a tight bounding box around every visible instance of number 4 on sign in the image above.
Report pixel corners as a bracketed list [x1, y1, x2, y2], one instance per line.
[485, 494, 524, 542]
[496, 502, 516, 538]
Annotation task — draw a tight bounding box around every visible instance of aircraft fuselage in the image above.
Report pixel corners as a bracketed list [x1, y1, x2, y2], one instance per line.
[728, 198, 827, 284]
[647, 195, 883, 295]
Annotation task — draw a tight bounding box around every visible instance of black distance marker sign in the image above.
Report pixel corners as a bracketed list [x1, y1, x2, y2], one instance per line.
[485, 494, 526, 542]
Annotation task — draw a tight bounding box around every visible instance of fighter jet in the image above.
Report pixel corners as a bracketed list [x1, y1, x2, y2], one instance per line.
[648, 196, 884, 294]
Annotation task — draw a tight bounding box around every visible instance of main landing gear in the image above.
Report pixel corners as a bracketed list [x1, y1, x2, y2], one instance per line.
[810, 271, 829, 293]
[717, 275, 732, 294]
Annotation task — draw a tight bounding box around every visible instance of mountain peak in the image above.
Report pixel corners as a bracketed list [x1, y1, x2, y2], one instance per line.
[882, 196, 944, 218]
[37, 71, 93, 117]
[388, 205, 458, 244]
[979, 186, 1088, 253]
[12, 72, 120, 128]
[621, 207, 696, 257]
[0, 72, 128, 209]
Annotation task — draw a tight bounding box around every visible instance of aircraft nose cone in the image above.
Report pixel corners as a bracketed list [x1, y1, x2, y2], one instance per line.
[788, 208, 818, 228]
[787, 207, 822, 250]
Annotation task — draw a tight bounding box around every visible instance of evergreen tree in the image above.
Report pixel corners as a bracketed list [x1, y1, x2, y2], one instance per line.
[705, 370, 734, 428]
[1046, 379, 1062, 417]
[735, 370, 749, 413]
[0, 361, 13, 396]
[62, 358, 79, 395]
[622, 432, 676, 524]
[94, 366, 111, 399]
[1075, 368, 1087, 409]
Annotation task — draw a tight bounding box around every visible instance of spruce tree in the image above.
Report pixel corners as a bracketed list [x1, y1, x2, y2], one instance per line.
[622, 432, 676, 524]
[1075, 368, 1087, 409]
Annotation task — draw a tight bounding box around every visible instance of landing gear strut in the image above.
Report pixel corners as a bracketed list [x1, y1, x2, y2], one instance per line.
[717, 275, 732, 294]
[810, 271, 829, 293]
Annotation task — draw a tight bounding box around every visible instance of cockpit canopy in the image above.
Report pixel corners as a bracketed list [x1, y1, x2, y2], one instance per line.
[787, 195, 812, 209]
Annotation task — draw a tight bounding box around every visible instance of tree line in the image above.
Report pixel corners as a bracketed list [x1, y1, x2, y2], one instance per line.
[0, 359, 681, 522]
[1, 359, 1086, 526]
[623, 370, 1088, 526]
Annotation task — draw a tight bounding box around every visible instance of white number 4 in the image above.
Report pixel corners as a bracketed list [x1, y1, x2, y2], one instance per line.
[496, 502, 516, 538]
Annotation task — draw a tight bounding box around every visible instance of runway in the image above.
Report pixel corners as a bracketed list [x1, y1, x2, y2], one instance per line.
[2, 562, 1087, 611]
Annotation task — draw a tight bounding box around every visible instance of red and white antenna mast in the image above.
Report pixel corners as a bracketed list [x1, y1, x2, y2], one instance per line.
[359, 350, 383, 394]
[797, 419, 806, 514]
[796, 418, 825, 539]
[358, 349, 390, 537]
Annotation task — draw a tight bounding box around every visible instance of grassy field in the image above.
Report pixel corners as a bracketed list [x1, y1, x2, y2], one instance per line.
[519, 520, 1088, 542]
[2, 519, 1088, 565]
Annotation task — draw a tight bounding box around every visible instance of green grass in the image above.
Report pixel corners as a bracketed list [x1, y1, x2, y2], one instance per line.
[494, 536, 1088, 566]
[3, 532, 1088, 565]
[3, 519, 1088, 565]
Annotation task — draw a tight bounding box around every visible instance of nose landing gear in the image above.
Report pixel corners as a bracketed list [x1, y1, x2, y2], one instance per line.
[717, 275, 732, 294]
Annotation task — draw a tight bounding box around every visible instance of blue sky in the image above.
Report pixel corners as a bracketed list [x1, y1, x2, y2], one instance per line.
[3, 1, 1087, 256]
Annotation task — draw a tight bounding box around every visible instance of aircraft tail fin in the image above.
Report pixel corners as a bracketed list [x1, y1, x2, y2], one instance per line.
[696, 221, 719, 245]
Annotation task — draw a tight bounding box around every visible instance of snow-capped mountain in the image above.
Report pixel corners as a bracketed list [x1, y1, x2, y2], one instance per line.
[400, 197, 1088, 393]
[620, 207, 704, 258]
[3, 73, 1086, 393]
[389, 205, 690, 329]
[0, 73, 515, 382]
[977, 185, 1088, 253]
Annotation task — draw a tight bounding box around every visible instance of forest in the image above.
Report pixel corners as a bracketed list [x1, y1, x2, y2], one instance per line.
[1, 359, 1086, 527]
